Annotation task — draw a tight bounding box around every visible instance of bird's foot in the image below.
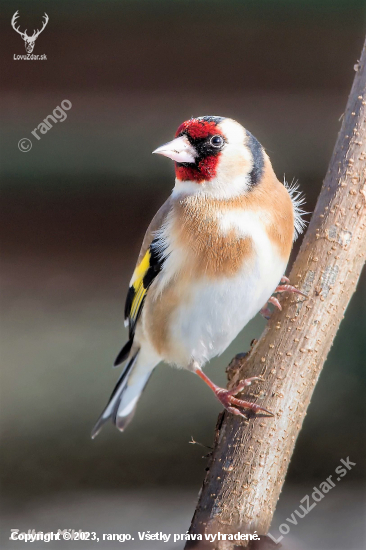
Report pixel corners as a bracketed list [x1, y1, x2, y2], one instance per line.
[214, 377, 274, 418]
[274, 275, 307, 297]
[274, 284, 307, 297]
[194, 367, 274, 419]
[260, 277, 307, 319]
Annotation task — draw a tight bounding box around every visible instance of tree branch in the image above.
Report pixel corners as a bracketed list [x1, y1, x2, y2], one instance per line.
[185, 37, 366, 549]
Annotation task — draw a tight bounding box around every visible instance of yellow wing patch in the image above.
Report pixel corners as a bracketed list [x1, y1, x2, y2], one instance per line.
[124, 238, 165, 338]
[128, 249, 151, 325]
[130, 249, 151, 287]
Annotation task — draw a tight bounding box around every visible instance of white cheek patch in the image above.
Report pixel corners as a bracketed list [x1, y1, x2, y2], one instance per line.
[219, 118, 247, 146]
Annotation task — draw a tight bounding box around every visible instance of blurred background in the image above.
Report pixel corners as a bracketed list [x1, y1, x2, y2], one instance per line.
[1, 1, 365, 549]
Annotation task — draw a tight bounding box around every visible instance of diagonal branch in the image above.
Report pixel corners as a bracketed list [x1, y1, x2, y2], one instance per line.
[185, 37, 366, 549]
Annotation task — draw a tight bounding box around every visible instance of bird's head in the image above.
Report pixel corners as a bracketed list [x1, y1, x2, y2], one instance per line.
[153, 116, 266, 198]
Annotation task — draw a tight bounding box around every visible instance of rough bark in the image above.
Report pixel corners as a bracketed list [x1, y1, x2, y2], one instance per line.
[185, 38, 366, 549]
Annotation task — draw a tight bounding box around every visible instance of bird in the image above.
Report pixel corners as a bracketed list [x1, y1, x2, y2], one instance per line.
[91, 116, 306, 438]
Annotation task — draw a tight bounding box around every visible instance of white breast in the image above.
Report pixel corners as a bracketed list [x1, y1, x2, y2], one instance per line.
[162, 209, 288, 367]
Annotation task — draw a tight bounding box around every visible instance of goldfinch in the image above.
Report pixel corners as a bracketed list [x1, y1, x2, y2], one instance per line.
[91, 116, 306, 438]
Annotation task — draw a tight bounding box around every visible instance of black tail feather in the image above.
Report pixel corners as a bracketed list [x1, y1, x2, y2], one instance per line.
[113, 339, 133, 367]
[91, 351, 138, 439]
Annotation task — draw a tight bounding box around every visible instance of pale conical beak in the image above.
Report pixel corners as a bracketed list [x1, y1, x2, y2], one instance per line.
[152, 135, 196, 163]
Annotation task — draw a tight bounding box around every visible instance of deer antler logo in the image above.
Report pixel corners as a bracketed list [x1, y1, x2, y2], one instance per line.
[11, 11, 49, 54]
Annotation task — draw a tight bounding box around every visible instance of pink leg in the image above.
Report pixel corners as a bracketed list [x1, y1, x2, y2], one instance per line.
[280, 276, 290, 283]
[194, 367, 274, 418]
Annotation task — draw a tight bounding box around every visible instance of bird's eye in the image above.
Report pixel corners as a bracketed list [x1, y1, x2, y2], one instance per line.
[210, 135, 224, 148]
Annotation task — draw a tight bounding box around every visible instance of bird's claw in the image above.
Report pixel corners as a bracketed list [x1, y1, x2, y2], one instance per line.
[227, 376, 263, 395]
[274, 283, 307, 298]
[215, 378, 274, 418]
[261, 278, 307, 319]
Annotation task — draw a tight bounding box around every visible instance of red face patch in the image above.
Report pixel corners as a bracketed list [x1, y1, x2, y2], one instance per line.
[175, 118, 219, 140]
[175, 156, 219, 182]
[174, 118, 224, 183]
